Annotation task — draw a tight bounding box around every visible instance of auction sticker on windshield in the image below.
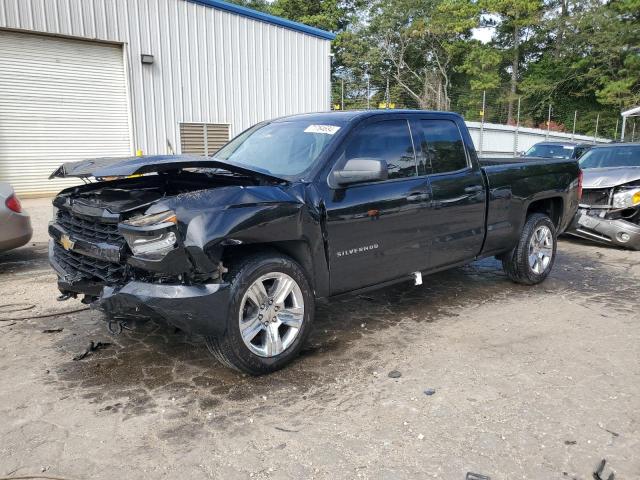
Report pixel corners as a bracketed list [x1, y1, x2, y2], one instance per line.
[304, 125, 341, 135]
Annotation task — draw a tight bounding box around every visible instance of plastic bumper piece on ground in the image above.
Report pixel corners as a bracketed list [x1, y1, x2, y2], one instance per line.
[97, 281, 232, 337]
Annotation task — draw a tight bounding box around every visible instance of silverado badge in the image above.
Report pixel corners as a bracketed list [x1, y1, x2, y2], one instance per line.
[60, 234, 75, 251]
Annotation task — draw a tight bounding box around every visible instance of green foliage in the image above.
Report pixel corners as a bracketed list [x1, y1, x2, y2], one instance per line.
[457, 42, 502, 91]
[226, 0, 639, 138]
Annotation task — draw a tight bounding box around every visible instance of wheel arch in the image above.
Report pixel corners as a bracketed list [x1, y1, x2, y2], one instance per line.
[220, 240, 324, 296]
[525, 196, 564, 229]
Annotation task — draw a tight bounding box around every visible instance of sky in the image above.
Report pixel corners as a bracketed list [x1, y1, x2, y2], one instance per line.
[472, 26, 494, 43]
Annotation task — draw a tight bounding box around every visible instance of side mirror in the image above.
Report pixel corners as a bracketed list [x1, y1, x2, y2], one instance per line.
[332, 158, 388, 187]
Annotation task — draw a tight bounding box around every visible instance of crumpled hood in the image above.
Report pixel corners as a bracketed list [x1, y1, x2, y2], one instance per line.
[49, 154, 284, 183]
[582, 167, 640, 189]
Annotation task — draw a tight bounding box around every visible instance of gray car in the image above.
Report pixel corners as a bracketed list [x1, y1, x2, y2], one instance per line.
[567, 143, 640, 250]
[523, 141, 592, 160]
[0, 182, 33, 252]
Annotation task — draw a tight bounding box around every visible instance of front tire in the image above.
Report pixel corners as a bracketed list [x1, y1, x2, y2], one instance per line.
[205, 253, 314, 375]
[501, 213, 557, 285]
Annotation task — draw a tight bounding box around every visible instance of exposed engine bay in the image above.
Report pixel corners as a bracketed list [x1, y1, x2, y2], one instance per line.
[50, 169, 278, 300]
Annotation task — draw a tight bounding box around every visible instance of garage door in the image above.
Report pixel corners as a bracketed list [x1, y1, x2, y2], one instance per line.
[0, 31, 132, 196]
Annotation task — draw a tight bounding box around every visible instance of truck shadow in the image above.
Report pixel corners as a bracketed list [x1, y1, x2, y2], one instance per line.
[39, 241, 633, 429]
[0, 242, 50, 274]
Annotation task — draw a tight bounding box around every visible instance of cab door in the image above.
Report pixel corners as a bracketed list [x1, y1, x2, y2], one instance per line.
[319, 116, 433, 295]
[413, 117, 486, 268]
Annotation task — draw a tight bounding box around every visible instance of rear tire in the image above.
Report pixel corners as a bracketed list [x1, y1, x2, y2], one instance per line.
[205, 253, 314, 375]
[501, 213, 557, 285]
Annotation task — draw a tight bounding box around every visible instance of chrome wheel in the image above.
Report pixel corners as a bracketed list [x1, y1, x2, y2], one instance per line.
[528, 225, 553, 274]
[239, 272, 304, 358]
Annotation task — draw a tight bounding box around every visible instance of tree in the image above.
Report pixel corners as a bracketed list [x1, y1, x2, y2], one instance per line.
[227, 0, 272, 12]
[520, 0, 640, 136]
[270, 0, 359, 32]
[483, 0, 543, 124]
[227, 0, 639, 138]
[370, 0, 479, 110]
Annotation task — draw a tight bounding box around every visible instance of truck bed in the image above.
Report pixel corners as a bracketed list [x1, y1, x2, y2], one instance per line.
[478, 157, 580, 257]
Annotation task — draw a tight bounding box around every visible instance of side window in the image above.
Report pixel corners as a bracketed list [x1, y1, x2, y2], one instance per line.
[419, 120, 468, 174]
[342, 120, 417, 180]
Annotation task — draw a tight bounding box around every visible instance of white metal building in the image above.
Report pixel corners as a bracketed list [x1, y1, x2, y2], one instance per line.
[0, 0, 334, 196]
[466, 121, 610, 158]
[620, 106, 639, 141]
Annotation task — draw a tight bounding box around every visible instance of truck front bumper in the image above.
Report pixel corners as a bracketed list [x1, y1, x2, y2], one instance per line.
[567, 208, 640, 250]
[50, 242, 231, 336]
[97, 281, 231, 336]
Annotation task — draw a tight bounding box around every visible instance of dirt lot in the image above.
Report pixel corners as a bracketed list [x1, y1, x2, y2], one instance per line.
[0, 235, 638, 480]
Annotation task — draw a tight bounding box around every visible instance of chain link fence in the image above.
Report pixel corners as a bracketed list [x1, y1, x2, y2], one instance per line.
[331, 77, 630, 143]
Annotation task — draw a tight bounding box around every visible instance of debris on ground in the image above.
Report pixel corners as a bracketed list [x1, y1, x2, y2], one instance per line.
[357, 295, 375, 302]
[72, 341, 111, 361]
[564, 440, 577, 445]
[388, 370, 402, 378]
[424, 388, 436, 396]
[593, 458, 615, 480]
[0, 306, 89, 322]
[598, 423, 620, 437]
[43, 328, 64, 333]
[0, 303, 36, 314]
[466, 473, 491, 480]
[274, 426, 299, 433]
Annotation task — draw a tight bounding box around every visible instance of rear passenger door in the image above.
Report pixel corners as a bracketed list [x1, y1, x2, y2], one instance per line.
[322, 117, 433, 294]
[413, 117, 486, 269]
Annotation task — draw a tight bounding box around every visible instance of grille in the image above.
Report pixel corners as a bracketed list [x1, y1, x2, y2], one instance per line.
[56, 209, 125, 247]
[581, 188, 611, 207]
[54, 208, 127, 284]
[53, 243, 126, 284]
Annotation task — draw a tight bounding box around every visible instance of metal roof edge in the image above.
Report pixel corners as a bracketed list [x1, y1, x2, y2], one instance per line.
[186, 0, 337, 40]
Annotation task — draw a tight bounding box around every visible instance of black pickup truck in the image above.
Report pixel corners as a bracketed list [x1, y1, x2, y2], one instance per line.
[49, 111, 581, 374]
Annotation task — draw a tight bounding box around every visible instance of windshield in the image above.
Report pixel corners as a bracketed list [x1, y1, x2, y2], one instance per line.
[524, 144, 574, 159]
[579, 145, 640, 169]
[213, 119, 343, 179]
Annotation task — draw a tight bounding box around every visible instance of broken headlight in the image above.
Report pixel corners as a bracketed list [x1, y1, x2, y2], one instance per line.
[612, 188, 640, 209]
[120, 210, 178, 258]
[123, 210, 177, 227]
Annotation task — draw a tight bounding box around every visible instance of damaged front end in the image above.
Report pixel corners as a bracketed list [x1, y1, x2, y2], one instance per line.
[48, 156, 298, 335]
[567, 182, 640, 250]
[49, 174, 233, 335]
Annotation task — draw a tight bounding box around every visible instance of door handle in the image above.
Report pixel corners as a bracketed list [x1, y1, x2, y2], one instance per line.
[407, 192, 430, 202]
[464, 185, 484, 194]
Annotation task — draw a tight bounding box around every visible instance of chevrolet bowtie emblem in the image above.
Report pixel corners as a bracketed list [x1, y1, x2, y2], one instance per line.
[60, 234, 75, 251]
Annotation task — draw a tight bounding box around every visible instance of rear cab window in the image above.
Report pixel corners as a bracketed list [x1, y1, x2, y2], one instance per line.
[416, 119, 468, 175]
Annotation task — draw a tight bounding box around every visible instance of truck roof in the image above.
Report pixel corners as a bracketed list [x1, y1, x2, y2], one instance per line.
[532, 141, 580, 147]
[271, 110, 465, 125]
[590, 142, 640, 149]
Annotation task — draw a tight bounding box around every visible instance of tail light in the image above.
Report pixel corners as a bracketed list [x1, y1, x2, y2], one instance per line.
[5, 194, 22, 213]
[577, 169, 583, 201]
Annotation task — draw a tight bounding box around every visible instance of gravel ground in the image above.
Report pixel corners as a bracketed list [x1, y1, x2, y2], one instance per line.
[0, 230, 638, 480]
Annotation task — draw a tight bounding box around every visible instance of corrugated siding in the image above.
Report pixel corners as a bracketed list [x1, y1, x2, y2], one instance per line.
[0, 30, 131, 195]
[0, 0, 331, 190]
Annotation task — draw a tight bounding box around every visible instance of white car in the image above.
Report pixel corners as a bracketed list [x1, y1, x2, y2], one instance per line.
[0, 182, 33, 252]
